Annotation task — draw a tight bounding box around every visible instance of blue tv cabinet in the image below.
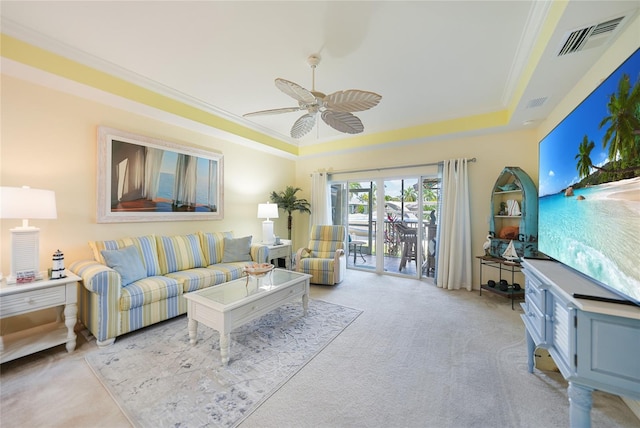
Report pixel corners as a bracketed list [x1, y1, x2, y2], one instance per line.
[521, 258, 640, 427]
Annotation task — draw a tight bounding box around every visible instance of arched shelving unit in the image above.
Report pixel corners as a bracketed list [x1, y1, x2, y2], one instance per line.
[488, 166, 538, 259]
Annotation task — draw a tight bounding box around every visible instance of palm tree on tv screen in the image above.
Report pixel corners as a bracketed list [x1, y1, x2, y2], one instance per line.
[575, 135, 599, 179]
[599, 73, 640, 166]
[576, 73, 640, 181]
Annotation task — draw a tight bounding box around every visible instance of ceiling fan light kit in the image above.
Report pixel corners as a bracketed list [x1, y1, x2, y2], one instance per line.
[244, 54, 382, 138]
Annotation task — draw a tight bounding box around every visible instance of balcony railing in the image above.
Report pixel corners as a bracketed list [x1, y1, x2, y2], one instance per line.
[348, 218, 422, 257]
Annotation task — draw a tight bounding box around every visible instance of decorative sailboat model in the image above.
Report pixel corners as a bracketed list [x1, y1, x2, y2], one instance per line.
[502, 240, 520, 261]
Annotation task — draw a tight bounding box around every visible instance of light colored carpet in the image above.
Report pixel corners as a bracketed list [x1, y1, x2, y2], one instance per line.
[84, 299, 362, 427]
[1, 269, 638, 427]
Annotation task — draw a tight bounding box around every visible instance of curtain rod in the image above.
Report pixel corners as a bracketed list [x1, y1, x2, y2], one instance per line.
[318, 157, 476, 176]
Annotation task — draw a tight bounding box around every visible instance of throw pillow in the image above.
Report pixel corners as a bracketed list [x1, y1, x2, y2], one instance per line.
[89, 235, 161, 277]
[101, 245, 147, 286]
[199, 231, 233, 265]
[222, 236, 253, 262]
[156, 234, 207, 274]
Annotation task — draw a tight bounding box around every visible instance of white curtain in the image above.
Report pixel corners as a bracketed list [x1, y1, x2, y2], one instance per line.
[310, 172, 331, 227]
[436, 158, 472, 291]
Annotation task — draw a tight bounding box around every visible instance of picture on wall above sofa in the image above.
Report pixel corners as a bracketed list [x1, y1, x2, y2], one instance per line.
[97, 127, 224, 223]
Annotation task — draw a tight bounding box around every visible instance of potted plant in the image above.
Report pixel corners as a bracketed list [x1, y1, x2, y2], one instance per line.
[270, 186, 311, 240]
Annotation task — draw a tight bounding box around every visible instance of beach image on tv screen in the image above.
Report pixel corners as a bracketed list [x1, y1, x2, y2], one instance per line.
[538, 49, 640, 304]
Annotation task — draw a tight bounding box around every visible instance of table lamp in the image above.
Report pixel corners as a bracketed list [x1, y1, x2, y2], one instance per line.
[257, 202, 279, 244]
[0, 186, 57, 283]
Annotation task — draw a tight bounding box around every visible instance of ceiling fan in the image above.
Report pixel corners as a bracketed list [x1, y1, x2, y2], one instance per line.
[243, 54, 382, 139]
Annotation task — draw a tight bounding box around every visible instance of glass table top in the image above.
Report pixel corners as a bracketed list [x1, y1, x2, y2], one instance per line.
[185, 268, 309, 308]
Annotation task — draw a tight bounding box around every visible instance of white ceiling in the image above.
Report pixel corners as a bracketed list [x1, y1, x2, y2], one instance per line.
[1, 1, 638, 153]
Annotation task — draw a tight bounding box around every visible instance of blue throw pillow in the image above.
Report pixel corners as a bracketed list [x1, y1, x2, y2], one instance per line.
[222, 236, 253, 262]
[101, 245, 148, 286]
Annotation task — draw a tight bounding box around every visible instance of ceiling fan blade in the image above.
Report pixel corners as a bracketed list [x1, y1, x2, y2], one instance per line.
[321, 111, 364, 134]
[291, 113, 316, 138]
[275, 78, 317, 104]
[243, 107, 301, 117]
[324, 90, 382, 112]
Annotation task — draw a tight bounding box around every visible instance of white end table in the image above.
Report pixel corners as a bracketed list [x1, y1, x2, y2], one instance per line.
[0, 271, 80, 363]
[265, 240, 292, 269]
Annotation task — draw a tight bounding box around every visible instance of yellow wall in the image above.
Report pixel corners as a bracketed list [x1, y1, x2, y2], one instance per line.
[0, 70, 538, 289]
[0, 75, 295, 274]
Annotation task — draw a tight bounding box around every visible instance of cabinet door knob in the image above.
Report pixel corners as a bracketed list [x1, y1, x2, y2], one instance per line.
[24, 297, 34, 304]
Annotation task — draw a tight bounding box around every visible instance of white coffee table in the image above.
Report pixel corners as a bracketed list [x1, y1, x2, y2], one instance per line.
[184, 268, 311, 365]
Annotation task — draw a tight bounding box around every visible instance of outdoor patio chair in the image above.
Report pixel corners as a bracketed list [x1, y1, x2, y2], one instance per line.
[348, 233, 366, 264]
[395, 222, 418, 272]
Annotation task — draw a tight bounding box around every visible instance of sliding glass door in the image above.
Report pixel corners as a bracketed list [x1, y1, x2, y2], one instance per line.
[331, 172, 440, 280]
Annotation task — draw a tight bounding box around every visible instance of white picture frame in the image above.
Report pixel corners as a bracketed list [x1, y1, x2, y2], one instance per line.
[97, 127, 223, 223]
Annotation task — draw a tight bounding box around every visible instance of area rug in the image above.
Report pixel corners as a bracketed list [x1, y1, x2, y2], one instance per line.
[85, 299, 362, 428]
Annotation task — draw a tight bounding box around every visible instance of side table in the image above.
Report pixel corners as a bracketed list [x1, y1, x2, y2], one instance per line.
[0, 271, 80, 363]
[266, 240, 292, 270]
[477, 255, 524, 309]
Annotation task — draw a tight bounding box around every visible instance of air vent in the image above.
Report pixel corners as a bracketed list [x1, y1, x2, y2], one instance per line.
[526, 97, 548, 109]
[558, 16, 624, 56]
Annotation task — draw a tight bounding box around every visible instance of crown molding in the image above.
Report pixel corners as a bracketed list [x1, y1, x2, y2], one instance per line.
[1, 18, 299, 153]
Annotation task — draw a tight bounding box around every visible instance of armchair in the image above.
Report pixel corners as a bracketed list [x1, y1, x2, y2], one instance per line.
[295, 225, 346, 285]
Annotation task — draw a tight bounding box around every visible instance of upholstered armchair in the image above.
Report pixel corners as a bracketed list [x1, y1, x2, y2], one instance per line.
[295, 225, 347, 285]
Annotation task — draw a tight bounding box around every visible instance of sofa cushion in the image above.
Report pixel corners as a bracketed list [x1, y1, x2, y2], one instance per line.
[165, 268, 227, 293]
[157, 234, 207, 275]
[100, 245, 147, 286]
[222, 236, 253, 262]
[89, 235, 161, 277]
[297, 258, 336, 285]
[199, 231, 233, 265]
[120, 276, 183, 311]
[207, 262, 252, 282]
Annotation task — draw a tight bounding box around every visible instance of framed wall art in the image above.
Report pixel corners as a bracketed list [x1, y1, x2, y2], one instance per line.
[97, 127, 223, 223]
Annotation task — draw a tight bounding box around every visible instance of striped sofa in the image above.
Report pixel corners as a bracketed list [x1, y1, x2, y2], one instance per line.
[69, 232, 268, 347]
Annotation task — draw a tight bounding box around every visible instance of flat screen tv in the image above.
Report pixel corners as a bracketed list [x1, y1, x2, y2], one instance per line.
[537, 48, 640, 307]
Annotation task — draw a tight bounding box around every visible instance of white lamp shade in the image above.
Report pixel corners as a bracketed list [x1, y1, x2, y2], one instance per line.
[0, 186, 57, 221]
[257, 203, 279, 219]
[0, 186, 57, 283]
